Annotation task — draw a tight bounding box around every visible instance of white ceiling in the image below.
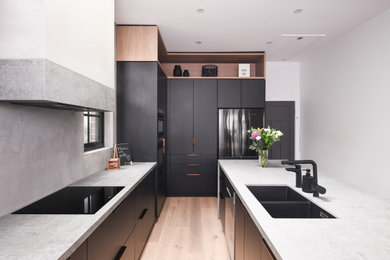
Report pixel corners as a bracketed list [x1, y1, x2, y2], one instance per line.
[115, 0, 390, 61]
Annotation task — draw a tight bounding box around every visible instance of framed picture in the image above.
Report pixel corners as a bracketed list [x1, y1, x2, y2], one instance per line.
[238, 64, 250, 77]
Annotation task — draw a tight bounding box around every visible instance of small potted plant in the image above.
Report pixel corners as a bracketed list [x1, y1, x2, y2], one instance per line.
[247, 126, 283, 167]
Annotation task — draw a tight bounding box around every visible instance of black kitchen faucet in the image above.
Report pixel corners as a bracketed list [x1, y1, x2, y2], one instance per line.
[281, 160, 326, 197]
[285, 164, 302, 188]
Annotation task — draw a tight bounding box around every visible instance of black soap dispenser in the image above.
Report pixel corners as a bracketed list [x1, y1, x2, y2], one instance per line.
[302, 169, 314, 193]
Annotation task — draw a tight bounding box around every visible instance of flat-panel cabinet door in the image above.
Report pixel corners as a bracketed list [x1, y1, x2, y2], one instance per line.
[244, 211, 262, 260]
[88, 194, 135, 260]
[241, 79, 265, 108]
[169, 79, 194, 154]
[261, 240, 276, 260]
[235, 197, 245, 260]
[121, 233, 135, 260]
[67, 241, 87, 260]
[218, 80, 241, 108]
[194, 79, 217, 154]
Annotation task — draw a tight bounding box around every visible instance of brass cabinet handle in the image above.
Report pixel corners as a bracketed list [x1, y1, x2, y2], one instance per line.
[187, 164, 200, 167]
[186, 173, 200, 176]
[192, 137, 195, 145]
[162, 138, 166, 154]
[187, 153, 200, 157]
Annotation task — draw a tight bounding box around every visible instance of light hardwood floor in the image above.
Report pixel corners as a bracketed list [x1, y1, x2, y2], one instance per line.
[140, 197, 231, 260]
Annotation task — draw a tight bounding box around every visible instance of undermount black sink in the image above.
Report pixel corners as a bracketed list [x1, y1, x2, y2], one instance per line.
[247, 186, 335, 219]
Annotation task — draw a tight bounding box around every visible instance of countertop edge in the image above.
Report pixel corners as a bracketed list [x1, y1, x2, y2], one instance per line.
[58, 162, 157, 260]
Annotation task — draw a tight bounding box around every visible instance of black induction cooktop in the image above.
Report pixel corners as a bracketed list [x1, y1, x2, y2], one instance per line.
[13, 186, 124, 214]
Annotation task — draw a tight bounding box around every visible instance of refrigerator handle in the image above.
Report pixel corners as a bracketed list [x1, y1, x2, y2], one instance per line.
[241, 109, 247, 156]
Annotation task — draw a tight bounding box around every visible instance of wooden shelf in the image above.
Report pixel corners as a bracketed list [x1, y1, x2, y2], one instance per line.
[116, 25, 266, 78]
[166, 76, 265, 79]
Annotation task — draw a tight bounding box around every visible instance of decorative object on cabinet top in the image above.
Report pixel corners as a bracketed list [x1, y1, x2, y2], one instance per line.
[202, 65, 218, 77]
[116, 143, 133, 166]
[183, 69, 190, 77]
[173, 65, 182, 76]
[107, 144, 121, 171]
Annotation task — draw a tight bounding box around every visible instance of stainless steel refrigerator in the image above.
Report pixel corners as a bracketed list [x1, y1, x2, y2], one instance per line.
[218, 109, 264, 159]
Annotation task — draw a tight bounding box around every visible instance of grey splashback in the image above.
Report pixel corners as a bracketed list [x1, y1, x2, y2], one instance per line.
[0, 59, 115, 111]
[0, 103, 112, 217]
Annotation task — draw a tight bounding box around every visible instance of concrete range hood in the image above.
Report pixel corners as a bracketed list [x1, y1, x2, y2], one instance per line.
[0, 59, 115, 112]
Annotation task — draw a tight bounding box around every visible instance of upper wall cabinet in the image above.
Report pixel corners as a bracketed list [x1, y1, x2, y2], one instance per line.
[242, 79, 265, 108]
[116, 26, 166, 62]
[218, 79, 265, 108]
[218, 80, 241, 108]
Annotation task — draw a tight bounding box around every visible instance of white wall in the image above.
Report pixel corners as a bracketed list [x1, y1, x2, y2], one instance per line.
[0, 0, 115, 89]
[300, 8, 390, 198]
[45, 0, 115, 89]
[266, 62, 301, 159]
[0, 0, 45, 58]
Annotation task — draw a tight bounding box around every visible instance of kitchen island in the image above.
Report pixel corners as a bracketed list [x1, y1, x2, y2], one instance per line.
[218, 159, 390, 260]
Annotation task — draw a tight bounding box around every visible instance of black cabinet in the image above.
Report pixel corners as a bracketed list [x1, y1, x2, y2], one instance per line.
[168, 79, 217, 196]
[84, 169, 156, 260]
[218, 79, 265, 108]
[265, 101, 295, 160]
[242, 79, 265, 108]
[218, 79, 241, 108]
[117, 61, 167, 218]
[67, 241, 87, 260]
[194, 79, 218, 154]
[220, 170, 276, 260]
[117, 62, 159, 162]
[88, 192, 136, 260]
[133, 171, 155, 259]
[168, 79, 193, 155]
[235, 197, 245, 260]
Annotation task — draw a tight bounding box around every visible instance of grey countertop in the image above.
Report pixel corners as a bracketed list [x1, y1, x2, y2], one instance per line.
[0, 162, 157, 260]
[218, 159, 390, 260]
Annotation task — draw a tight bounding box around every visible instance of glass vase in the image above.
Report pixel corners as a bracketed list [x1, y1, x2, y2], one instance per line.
[258, 150, 269, 167]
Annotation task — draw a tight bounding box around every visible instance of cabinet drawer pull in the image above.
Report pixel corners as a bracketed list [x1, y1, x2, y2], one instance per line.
[186, 173, 200, 176]
[114, 246, 127, 260]
[139, 208, 148, 219]
[187, 153, 200, 157]
[187, 163, 200, 167]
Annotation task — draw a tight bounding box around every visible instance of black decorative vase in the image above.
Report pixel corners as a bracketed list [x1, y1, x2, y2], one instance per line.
[173, 65, 182, 77]
[183, 69, 190, 77]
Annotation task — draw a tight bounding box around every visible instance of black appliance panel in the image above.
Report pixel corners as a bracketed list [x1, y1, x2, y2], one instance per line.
[13, 186, 124, 214]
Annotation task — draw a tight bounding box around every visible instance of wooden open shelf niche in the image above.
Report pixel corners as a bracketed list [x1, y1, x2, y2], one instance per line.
[116, 25, 266, 78]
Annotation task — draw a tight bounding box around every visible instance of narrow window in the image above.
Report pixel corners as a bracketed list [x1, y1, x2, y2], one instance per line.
[84, 112, 104, 151]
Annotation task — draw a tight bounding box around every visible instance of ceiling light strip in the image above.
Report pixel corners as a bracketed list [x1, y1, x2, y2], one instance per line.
[281, 34, 327, 37]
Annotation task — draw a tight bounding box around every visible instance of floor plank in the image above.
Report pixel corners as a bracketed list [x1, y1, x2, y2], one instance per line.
[141, 197, 230, 260]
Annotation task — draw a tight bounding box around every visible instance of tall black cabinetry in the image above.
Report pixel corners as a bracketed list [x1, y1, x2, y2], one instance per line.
[168, 79, 218, 196]
[117, 62, 167, 217]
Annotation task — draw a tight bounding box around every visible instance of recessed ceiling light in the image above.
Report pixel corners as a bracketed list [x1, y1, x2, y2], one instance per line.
[196, 8, 205, 14]
[293, 9, 303, 14]
[266, 41, 273, 44]
[196, 41, 202, 44]
[281, 34, 326, 37]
